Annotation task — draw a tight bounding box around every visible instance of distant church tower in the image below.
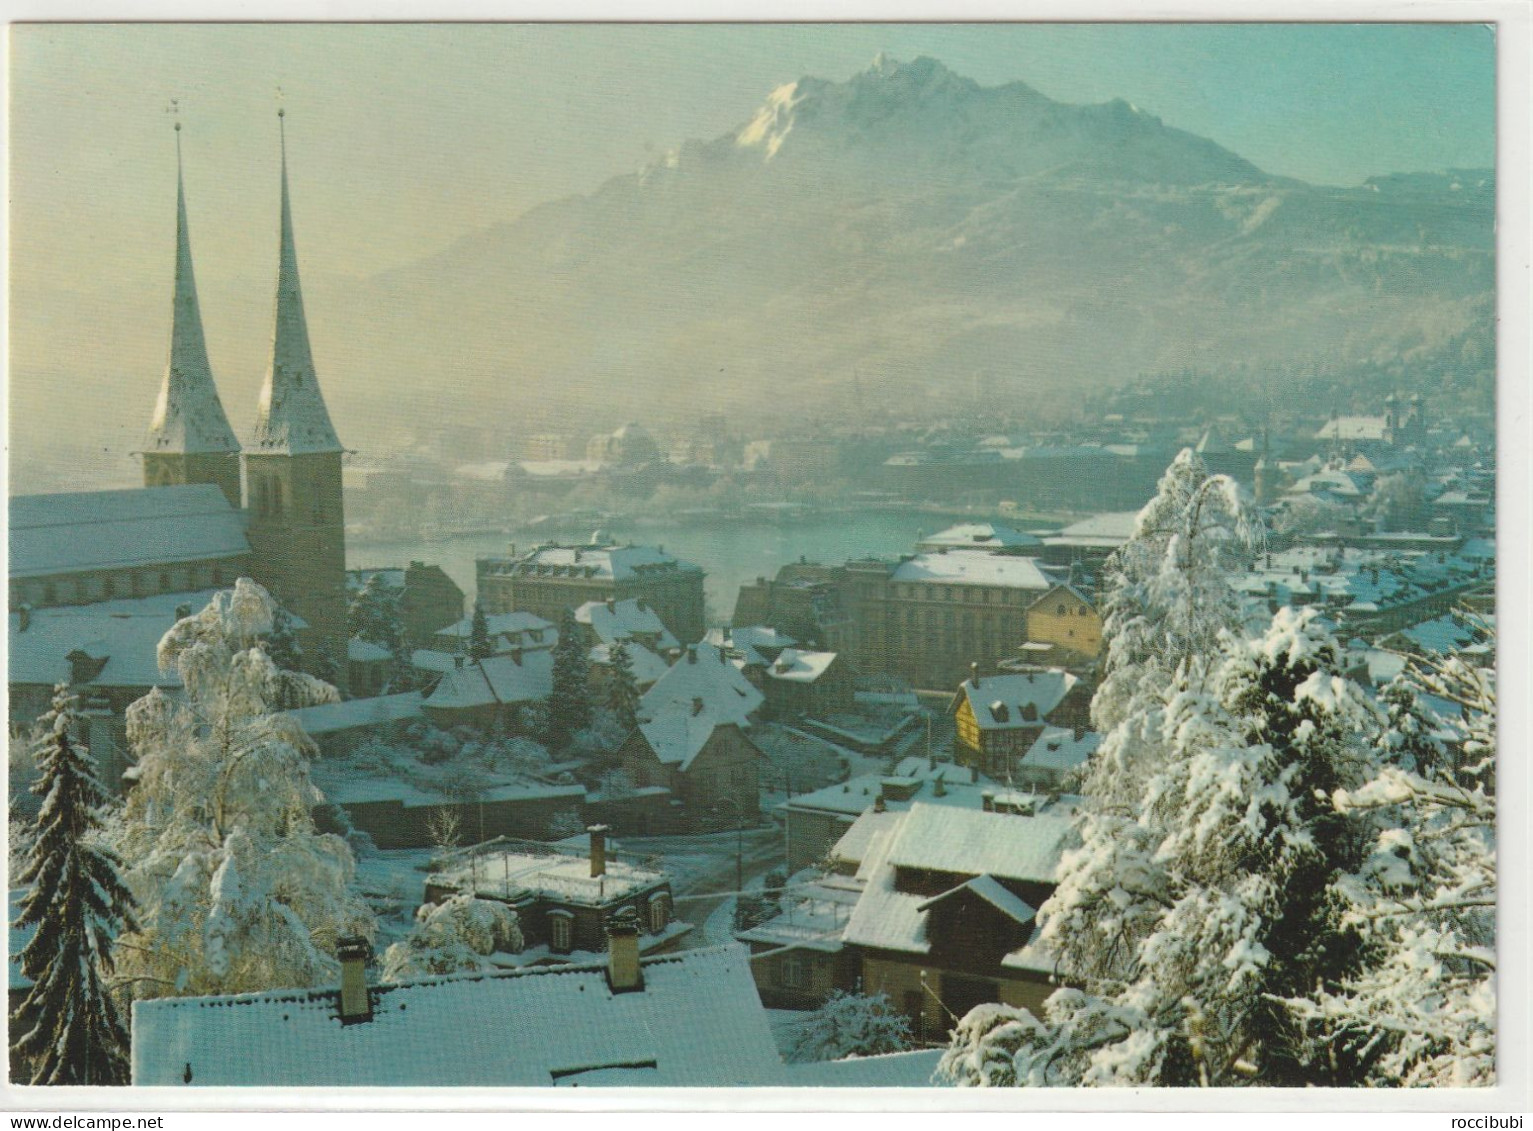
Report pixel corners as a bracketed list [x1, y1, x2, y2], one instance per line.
[243, 111, 350, 684]
[141, 121, 243, 508]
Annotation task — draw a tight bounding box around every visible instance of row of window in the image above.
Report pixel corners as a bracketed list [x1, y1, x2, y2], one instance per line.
[251, 474, 333, 524]
[18, 562, 231, 608]
[889, 584, 1029, 604]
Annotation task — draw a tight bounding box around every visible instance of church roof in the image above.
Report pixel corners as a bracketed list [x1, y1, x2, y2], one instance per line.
[9, 485, 249, 579]
[143, 127, 240, 457]
[250, 113, 343, 456]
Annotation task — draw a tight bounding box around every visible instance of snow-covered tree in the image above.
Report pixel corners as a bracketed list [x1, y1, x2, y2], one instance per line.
[10, 686, 138, 1085]
[1279, 651, 1496, 1086]
[942, 603, 1385, 1087]
[349, 574, 403, 653]
[1028, 450, 1262, 998]
[606, 641, 640, 731]
[547, 607, 592, 748]
[379, 894, 523, 983]
[468, 601, 494, 662]
[111, 580, 375, 1000]
[784, 991, 914, 1063]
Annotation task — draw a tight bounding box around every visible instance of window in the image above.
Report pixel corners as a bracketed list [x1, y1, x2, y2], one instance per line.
[549, 911, 573, 953]
[1057, 604, 1068, 616]
[779, 952, 807, 989]
[649, 895, 669, 934]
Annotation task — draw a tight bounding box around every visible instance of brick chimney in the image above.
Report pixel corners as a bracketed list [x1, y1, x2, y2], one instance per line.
[336, 937, 373, 1025]
[686, 645, 697, 664]
[970, 662, 980, 688]
[606, 909, 644, 993]
[588, 824, 609, 878]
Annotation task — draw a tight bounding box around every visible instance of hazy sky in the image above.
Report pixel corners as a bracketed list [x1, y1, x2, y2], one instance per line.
[6, 22, 1497, 489]
[11, 23, 1495, 280]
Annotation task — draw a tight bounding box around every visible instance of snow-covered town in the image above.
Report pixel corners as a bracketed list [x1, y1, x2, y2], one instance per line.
[6, 24, 1509, 1102]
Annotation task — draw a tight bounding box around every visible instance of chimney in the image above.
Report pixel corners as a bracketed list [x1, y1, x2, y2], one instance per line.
[687, 645, 697, 664]
[970, 661, 980, 689]
[873, 794, 887, 813]
[588, 824, 609, 878]
[336, 937, 373, 1025]
[606, 598, 616, 613]
[17, 604, 30, 632]
[606, 909, 644, 993]
[691, 696, 705, 717]
[933, 771, 947, 798]
[981, 790, 995, 812]
[509, 646, 523, 665]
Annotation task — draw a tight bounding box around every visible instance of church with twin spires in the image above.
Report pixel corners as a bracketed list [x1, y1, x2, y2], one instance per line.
[9, 114, 350, 692]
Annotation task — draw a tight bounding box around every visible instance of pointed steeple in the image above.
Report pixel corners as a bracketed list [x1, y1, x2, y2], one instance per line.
[252, 110, 343, 454]
[144, 122, 240, 456]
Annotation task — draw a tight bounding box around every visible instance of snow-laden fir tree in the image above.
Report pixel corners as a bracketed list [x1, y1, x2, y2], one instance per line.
[111, 580, 375, 999]
[379, 893, 523, 983]
[348, 573, 416, 692]
[10, 686, 138, 1085]
[1280, 647, 1496, 1086]
[606, 640, 640, 732]
[1021, 450, 1262, 999]
[547, 607, 592, 749]
[941, 607, 1384, 1087]
[468, 600, 494, 662]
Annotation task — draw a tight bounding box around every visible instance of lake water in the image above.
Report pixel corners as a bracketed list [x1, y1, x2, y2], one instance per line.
[349, 509, 988, 622]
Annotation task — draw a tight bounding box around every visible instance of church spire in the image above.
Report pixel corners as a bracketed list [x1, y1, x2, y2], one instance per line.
[252, 109, 342, 454]
[144, 120, 239, 457]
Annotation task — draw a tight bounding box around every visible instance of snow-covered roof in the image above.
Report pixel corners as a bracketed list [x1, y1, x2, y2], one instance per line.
[8, 590, 225, 689]
[785, 758, 993, 822]
[916, 523, 1042, 552]
[433, 845, 663, 904]
[436, 610, 554, 643]
[576, 597, 679, 651]
[891, 551, 1053, 591]
[764, 648, 838, 684]
[1049, 511, 1139, 543]
[954, 670, 1079, 729]
[1020, 727, 1101, 774]
[637, 707, 730, 771]
[640, 643, 764, 727]
[783, 1049, 948, 1087]
[841, 825, 930, 955]
[494, 543, 703, 583]
[288, 692, 423, 737]
[916, 874, 1036, 926]
[706, 624, 798, 667]
[589, 641, 670, 688]
[887, 803, 1073, 884]
[1315, 416, 1389, 442]
[347, 637, 392, 664]
[423, 649, 554, 712]
[131, 945, 783, 1086]
[735, 877, 860, 953]
[9, 485, 249, 578]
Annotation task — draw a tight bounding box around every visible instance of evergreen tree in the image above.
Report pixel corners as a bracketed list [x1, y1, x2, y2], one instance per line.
[468, 601, 494, 662]
[606, 641, 640, 731]
[262, 604, 304, 673]
[10, 686, 138, 1085]
[547, 608, 592, 748]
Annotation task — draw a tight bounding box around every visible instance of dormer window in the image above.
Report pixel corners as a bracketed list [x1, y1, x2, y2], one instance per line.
[649, 894, 670, 934]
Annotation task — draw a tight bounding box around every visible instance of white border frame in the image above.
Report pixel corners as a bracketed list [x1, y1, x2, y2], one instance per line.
[2, 1, 1528, 1117]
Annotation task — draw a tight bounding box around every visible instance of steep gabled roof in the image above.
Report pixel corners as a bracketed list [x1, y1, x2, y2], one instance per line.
[144, 128, 240, 457]
[250, 113, 342, 455]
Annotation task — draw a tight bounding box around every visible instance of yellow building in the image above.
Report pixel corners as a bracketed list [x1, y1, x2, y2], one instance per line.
[1022, 582, 1102, 663]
